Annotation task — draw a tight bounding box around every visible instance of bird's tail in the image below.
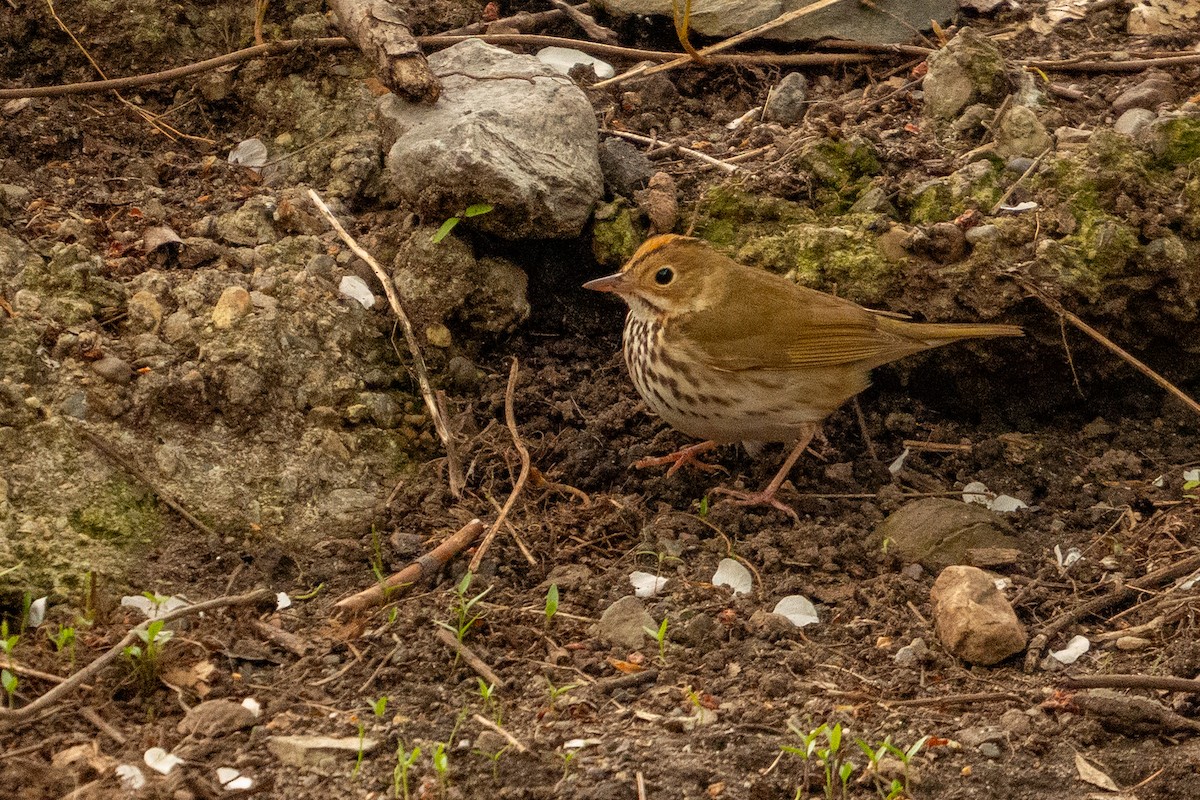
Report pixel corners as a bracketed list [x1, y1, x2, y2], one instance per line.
[881, 318, 1024, 346]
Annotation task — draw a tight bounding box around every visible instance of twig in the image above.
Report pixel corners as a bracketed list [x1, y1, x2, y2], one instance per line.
[0, 34, 880, 102]
[0, 589, 272, 724]
[879, 691, 1022, 707]
[1063, 674, 1200, 694]
[334, 519, 485, 616]
[549, 0, 618, 45]
[902, 439, 972, 453]
[593, 0, 848, 88]
[990, 146, 1051, 215]
[0, 658, 68, 685]
[469, 359, 532, 573]
[441, 3, 586, 35]
[81, 707, 127, 744]
[602, 129, 739, 173]
[636, 771, 647, 800]
[307, 189, 464, 496]
[72, 423, 219, 539]
[434, 627, 506, 687]
[1021, 52, 1200, 73]
[1023, 551, 1200, 671]
[594, 669, 659, 694]
[471, 712, 528, 753]
[1016, 277, 1200, 419]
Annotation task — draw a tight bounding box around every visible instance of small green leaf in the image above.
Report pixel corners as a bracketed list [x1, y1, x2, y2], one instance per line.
[431, 217, 460, 243]
[463, 203, 493, 217]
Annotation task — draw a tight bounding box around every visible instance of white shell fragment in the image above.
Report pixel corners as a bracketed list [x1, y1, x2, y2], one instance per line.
[144, 747, 183, 775]
[115, 764, 146, 790]
[1050, 635, 1090, 664]
[629, 571, 668, 598]
[338, 275, 376, 309]
[712, 558, 753, 595]
[536, 47, 614, 79]
[27, 596, 46, 628]
[228, 138, 268, 168]
[773, 595, 819, 628]
[241, 697, 262, 717]
[962, 481, 1027, 512]
[888, 447, 910, 475]
[1055, 544, 1082, 569]
[217, 767, 254, 790]
[275, 592, 292, 610]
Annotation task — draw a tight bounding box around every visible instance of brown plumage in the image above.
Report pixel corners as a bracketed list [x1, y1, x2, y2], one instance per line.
[584, 234, 1022, 516]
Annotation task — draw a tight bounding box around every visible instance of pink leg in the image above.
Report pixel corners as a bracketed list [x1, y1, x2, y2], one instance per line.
[634, 440, 725, 478]
[711, 426, 817, 521]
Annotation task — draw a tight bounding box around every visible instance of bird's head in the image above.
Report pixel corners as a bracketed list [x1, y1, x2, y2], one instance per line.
[582, 235, 724, 316]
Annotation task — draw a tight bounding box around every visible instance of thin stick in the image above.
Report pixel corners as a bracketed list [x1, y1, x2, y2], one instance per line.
[879, 691, 1022, 707]
[434, 627, 506, 688]
[469, 359, 532, 573]
[636, 771, 647, 800]
[307, 189, 464, 496]
[602, 129, 739, 173]
[471, 712, 529, 753]
[1018, 278, 1200, 419]
[593, 0, 848, 88]
[81, 707, 127, 744]
[0, 589, 272, 724]
[1021, 52, 1200, 73]
[901, 440, 972, 453]
[990, 146, 1050, 214]
[72, 424, 219, 540]
[0, 658, 67, 685]
[1062, 674, 1200, 694]
[334, 519, 485, 616]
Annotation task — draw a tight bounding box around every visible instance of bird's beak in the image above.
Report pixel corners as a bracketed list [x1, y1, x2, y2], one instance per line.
[582, 272, 627, 294]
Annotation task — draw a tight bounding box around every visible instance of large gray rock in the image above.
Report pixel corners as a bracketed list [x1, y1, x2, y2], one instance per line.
[381, 40, 602, 239]
[874, 498, 1022, 571]
[592, 0, 957, 44]
[922, 27, 1009, 121]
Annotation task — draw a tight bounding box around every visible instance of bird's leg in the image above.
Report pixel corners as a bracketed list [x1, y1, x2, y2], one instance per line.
[633, 440, 725, 477]
[711, 425, 817, 521]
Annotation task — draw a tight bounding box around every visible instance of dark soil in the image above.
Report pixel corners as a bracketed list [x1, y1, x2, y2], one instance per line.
[3, 2, 1200, 800]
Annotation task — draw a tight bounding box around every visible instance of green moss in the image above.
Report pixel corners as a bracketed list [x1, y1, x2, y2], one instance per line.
[1145, 117, 1200, 169]
[693, 184, 812, 247]
[591, 200, 644, 267]
[68, 479, 162, 543]
[796, 136, 882, 212]
[1042, 212, 1140, 300]
[735, 223, 903, 305]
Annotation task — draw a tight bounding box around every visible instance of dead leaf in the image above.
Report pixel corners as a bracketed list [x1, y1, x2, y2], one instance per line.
[1075, 752, 1121, 792]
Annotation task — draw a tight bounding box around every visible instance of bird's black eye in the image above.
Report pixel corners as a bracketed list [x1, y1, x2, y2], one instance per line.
[654, 267, 674, 285]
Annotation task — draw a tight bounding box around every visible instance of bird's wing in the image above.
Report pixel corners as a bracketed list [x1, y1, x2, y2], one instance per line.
[671, 267, 917, 371]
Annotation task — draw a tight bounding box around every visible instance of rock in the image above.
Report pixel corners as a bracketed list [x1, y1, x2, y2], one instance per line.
[127, 290, 163, 333]
[965, 224, 999, 244]
[1114, 108, 1156, 137]
[763, 72, 808, 124]
[599, 139, 654, 196]
[91, 356, 133, 385]
[593, 0, 957, 44]
[212, 286, 252, 329]
[930, 565, 1027, 665]
[1111, 75, 1177, 115]
[381, 39, 602, 240]
[922, 28, 1009, 121]
[874, 498, 1021, 570]
[213, 197, 278, 246]
[998, 708, 1032, 735]
[594, 595, 656, 651]
[634, 172, 678, 234]
[994, 106, 1053, 159]
[894, 637, 930, 666]
[176, 699, 257, 737]
[162, 310, 196, 344]
[267, 735, 378, 772]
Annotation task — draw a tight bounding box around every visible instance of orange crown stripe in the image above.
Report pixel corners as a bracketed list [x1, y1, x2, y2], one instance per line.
[623, 234, 694, 271]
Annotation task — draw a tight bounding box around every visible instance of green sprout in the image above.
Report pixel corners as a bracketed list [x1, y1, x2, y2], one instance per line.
[431, 203, 494, 243]
[544, 584, 559, 626]
[370, 696, 389, 718]
[0, 621, 18, 655]
[432, 741, 450, 797]
[544, 678, 579, 712]
[437, 572, 491, 647]
[394, 743, 420, 800]
[644, 616, 669, 663]
[352, 720, 367, 779]
[122, 618, 174, 693]
[1, 668, 16, 708]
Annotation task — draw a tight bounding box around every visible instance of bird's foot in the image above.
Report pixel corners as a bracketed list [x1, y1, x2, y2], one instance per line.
[634, 440, 726, 478]
[710, 486, 799, 523]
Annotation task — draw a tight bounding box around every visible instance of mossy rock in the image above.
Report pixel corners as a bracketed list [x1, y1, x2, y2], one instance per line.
[735, 222, 904, 305]
[1143, 117, 1200, 170]
[591, 199, 644, 267]
[793, 136, 882, 213]
[692, 184, 813, 247]
[68, 479, 162, 543]
[906, 159, 1004, 225]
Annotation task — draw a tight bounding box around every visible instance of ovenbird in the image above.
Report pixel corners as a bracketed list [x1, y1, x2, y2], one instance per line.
[584, 234, 1022, 516]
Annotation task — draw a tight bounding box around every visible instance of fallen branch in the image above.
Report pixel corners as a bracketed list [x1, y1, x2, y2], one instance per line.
[1021, 52, 1200, 74]
[468, 359, 532, 573]
[434, 627, 506, 688]
[327, 0, 439, 102]
[333, 518, 485, 616]
[1063, 674, 1200, 694]
[0, 589, 272, 725]
[1024, 551, 1200, 671]
[308, 189, 465, 497]
[549, 0, 618, 45]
